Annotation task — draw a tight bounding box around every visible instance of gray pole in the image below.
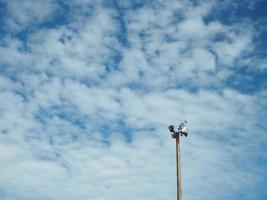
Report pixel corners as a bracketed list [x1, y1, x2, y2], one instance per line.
[169, 121, 188, 200]
[176, 134, 182, 200]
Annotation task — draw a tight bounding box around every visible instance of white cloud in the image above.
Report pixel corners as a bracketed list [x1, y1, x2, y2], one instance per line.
[3, 0, 58, 32]
[0, 0, 266, 200]
[0, 81, 266, 200]
[214, 31, 253, 66]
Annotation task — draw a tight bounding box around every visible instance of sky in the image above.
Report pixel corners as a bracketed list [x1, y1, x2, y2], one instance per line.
[0, 0, 267, 200]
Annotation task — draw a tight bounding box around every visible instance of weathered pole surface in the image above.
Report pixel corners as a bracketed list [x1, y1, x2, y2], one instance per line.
[176, 135, 182, 200]
[169, 121, 187, 200]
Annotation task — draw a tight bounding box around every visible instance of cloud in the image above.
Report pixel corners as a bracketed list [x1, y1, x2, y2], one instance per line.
[0, 0, 267, 200]
[2, 0, 58, 32]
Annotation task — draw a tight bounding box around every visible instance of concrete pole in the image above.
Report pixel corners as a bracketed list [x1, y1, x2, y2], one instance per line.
[176, 135, 182, 200]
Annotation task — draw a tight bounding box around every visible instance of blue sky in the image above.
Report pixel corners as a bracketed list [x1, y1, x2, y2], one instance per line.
[0, 0, 267, 200]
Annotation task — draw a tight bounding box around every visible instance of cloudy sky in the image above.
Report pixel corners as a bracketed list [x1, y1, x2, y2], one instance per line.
[0, 0, 267, 199]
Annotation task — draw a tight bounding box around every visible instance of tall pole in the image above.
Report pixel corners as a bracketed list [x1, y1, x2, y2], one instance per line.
[176, 135, 182, 200]
[169, 121, 188, 200]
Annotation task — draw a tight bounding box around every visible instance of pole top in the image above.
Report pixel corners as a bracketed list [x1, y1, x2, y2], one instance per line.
[168, 121, 188, 139]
